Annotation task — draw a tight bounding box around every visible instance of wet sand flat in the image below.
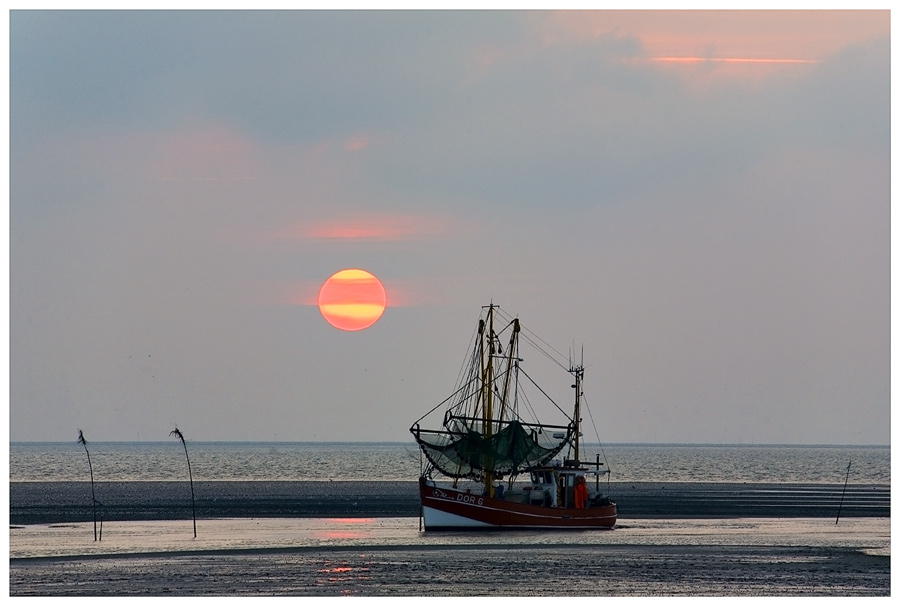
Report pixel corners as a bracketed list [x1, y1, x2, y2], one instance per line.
[9, 543, 889, 597]
[9, 517, 890, 596]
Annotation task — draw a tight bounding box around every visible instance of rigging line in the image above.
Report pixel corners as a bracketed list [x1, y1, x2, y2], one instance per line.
[492, 306, 569, 359]
[450, 362, 518, 425]
[492, 306, 514, 324]
[517, 366, 573, 422]
[519, 389, 540, 426]
[492, 316, 517, 341]
[581, 393, 601, 443]
[452, 324, 481, 396]
[491, 308, 523, 347]
[581, 393, 612, 475]
[491, 307, 568, 370]
[411, 375, 480, 426]
[522, 326, 570, 364]
[461, 351, 480, 405]
[517, 330, 570, 372]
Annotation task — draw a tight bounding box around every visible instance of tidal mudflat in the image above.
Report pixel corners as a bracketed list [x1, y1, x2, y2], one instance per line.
[9, 516, 889, 596]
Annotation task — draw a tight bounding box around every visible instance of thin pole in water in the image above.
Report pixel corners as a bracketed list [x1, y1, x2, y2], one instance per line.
[835, 460, 851, 525]
[418, 449, 424, 532]
[77, 430, 98, 541]
[171, 427, 197, 538]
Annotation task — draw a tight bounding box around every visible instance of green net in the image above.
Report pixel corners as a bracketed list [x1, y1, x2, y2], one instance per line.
[413, 419, 572, 479]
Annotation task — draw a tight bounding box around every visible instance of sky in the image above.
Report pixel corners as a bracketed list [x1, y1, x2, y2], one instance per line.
[7, 9, 891, 445]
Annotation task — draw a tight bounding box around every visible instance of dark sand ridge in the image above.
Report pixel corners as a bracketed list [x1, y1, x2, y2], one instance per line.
[10, 480, 890, 525]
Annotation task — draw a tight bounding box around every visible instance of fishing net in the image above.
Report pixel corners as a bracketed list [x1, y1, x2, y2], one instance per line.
[412, 419, 573, 480]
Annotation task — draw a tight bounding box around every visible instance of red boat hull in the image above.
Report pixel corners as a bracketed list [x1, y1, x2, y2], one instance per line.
[418, 478, 617, 530]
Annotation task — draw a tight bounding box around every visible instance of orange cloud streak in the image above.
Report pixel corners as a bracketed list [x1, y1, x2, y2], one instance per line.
[541, 10, 887, 64]
[652, 57, 818, 65]
[274, 213, 457, 242]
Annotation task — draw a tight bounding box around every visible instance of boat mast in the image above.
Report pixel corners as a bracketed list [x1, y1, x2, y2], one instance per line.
[571, 364, 584, 464]
[482, 305, 495, 496]
[505, 322, 520, 414]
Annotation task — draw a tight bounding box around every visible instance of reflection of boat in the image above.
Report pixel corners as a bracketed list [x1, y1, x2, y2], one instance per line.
[410, 304, 617, 530]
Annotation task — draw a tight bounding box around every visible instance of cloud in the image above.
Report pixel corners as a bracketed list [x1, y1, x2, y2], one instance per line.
[148, 126, 263, 183]
[271, 212, 461, 242]
[535, 10, 888, 62]
[9, 11, 889, 443]
[360, 19, 889, 215]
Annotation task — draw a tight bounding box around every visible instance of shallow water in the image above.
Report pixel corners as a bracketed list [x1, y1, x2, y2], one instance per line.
[9, 516, 890, 559]
[8, 442, 891, 596]
[9, 442, 890, 484]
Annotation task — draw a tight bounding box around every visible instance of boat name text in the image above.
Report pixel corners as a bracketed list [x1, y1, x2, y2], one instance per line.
[431, 488, 484, 506]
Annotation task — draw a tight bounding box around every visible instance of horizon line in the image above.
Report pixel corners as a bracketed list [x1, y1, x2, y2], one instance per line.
[9, 440, 889, 448]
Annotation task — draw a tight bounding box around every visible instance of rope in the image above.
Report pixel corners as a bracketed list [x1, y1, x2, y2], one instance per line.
[518, 366, 573, 422]
[411, 375, 479, 426]
[493, 307, 569, 372]
[582, 392, 612, 478]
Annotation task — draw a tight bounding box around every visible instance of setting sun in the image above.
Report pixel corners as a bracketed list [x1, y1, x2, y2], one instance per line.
[318, 269, 387, 331]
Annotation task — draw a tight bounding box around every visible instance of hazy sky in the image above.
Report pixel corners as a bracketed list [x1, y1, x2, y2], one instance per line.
[8, 10, 890, 445]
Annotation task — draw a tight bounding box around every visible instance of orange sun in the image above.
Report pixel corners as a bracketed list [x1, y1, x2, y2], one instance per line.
[318, 269, 387, 331]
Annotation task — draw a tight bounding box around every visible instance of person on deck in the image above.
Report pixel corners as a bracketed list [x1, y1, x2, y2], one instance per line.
[574, 476, 589, 509]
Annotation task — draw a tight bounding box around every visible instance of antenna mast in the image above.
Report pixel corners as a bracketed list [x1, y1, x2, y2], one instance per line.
[571, 363, 584, 463]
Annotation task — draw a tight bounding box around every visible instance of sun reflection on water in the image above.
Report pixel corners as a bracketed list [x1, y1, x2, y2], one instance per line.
[314, 518, 377, 540]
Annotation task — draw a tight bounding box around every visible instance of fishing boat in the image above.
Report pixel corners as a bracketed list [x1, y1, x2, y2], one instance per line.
[410, 304, 617, 530]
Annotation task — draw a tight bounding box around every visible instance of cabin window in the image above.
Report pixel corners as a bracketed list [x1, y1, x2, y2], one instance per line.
[532, 471, 555, 484]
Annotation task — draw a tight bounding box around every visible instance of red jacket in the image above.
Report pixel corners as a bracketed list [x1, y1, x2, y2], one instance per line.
[574, 482, 588, 509]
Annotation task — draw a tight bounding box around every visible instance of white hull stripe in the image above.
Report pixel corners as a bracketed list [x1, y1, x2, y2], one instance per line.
[424, 496, 616, 524]
[422, 506, 494, 528]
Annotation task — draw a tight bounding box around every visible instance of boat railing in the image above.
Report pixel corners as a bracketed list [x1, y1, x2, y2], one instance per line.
[563, 455, 610, 473]
[444, 414, 572, 433]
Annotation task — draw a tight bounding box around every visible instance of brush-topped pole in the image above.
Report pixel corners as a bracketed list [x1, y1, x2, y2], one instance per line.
[77, 430, 98, 541]
[171, 427, 197, 538]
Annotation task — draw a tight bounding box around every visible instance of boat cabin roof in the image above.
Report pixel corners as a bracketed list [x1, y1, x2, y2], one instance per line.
[530, 464, 609, 478]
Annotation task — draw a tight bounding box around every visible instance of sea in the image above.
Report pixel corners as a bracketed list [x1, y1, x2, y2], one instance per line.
[9, 441, 891, 484]
[8, 442, 892, 597]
